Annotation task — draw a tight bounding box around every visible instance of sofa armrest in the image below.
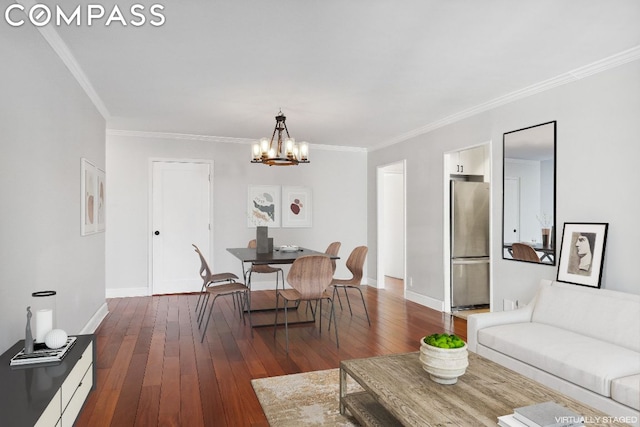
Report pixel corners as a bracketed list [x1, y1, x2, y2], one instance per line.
[467, 306, 534, 352]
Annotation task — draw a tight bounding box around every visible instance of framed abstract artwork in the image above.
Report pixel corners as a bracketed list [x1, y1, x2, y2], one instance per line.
[247, 185, 281, 227]
[96, 167, 106, 232]
[557, 222, 608, 288]
[282, 186, 312, 228]
[81, 158, 100, 235]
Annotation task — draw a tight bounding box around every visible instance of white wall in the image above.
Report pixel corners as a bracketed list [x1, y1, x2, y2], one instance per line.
[0, 25, 106, 353]
[368, 59, 640, 310]
[106, 133, 367, 295]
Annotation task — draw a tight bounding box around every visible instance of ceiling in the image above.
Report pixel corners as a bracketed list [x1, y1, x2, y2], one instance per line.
[48, 0, 640, 150]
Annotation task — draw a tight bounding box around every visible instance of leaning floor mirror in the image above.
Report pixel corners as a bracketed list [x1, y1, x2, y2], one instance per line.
[502, 121, 556, 265]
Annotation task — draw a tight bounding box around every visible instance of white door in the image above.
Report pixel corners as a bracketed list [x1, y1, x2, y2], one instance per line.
[151, 161, 212, 295]
[503, 177, 520, 245]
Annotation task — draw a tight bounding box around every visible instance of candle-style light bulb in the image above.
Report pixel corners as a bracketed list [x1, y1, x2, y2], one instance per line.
[260, 138, 270, 155]
[300, 142, 309, 160]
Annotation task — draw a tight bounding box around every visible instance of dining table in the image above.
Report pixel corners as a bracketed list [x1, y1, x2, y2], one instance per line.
[226, 246, 340, 327]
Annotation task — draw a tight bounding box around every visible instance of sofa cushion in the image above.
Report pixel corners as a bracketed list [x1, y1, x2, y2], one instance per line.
[531, 282, 640, 353]
[478, 322, 640, 396]
[611, 375, 640, 410]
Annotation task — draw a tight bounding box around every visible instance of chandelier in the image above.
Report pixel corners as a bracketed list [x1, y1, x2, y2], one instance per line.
[251, 110, 309, 166]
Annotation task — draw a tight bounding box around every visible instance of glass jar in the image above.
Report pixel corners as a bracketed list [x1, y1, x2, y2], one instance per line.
[31, 290, 57, 344]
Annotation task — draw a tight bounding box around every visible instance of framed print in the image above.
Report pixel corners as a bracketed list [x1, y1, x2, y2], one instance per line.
[557, 222, 608, 288]
[81, 158, 97, 236]
[81, 159, 105, 235]
[282, 186, 312, 228]
[248, 185, 281, 227]
[97, 168, 106, 232]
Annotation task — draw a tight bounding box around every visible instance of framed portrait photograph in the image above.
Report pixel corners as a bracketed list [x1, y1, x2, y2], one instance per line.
[557, 222, 608, 288]
[247, 185, 281, 227]
[282, 186, 312, 228]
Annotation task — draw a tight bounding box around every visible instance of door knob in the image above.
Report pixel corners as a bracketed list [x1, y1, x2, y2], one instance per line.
[154, 230, 160, 236]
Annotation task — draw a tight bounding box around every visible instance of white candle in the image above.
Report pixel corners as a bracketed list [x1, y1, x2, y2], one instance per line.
[36, 308, 53, 343]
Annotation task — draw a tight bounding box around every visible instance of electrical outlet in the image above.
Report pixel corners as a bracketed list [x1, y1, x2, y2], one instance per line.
[409, 277, 413, 287]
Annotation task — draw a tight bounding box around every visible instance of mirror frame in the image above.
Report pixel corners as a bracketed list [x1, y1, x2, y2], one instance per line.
[502, 121, 557, 265]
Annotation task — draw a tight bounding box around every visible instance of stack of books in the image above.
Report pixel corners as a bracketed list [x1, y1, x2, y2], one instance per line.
[10, 337, 77, 367]
[498, 401, 584, 427]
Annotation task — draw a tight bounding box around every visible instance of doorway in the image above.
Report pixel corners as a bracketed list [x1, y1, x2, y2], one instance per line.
[377, 161, 406, 296]
[151, 159, 213, 295]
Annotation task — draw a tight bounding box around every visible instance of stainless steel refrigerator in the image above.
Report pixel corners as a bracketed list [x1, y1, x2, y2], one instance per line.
[450, 180, 490, 310]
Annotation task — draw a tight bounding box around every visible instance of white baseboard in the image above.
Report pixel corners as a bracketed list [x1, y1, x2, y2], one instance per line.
[405, 290, 444, 311]
[80, 302, 109, 334]
[106, 287, 151, 298]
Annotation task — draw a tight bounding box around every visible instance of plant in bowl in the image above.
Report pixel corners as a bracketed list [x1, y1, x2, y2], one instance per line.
[419, 333, 469, 384]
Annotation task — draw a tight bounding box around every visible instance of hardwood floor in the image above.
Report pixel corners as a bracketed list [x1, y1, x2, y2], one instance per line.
[76, 287, 467, 426]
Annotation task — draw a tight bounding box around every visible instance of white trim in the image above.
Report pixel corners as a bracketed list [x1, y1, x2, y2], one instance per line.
[105, 287, 151, 298]
[25, 4, 110, 120]
[405, 289, 444, 312]
[79, 302, 109, 334]
[372, 46, 640, 151]
[106, 129, 367, 152]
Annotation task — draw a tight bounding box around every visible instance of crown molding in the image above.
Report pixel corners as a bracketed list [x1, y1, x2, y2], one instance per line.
[23, 0, 111, 120]
[106, 129, 367, 153]
[107, 129, 254, 144]
[372, 45, 640, 152]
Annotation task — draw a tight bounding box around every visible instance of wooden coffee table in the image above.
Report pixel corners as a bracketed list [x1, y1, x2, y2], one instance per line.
[340, 352, 628, 426]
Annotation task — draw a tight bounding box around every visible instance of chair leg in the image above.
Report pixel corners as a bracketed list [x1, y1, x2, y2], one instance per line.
[200, 294, 220, 343]
[195, 283, 206, 313]
[238, 292, 246, 326]
[354, 287, 371, 326]
[329, 297, 339, 348]
[343, 287, 353, 315]
[332, 286, 343, 310]
[284, 298, 290, 354]
[198, 292, 211, 327]
[318, 298, 323, 334]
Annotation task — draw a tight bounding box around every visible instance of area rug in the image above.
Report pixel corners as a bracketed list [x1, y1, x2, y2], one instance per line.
[251, 369, 364, 426]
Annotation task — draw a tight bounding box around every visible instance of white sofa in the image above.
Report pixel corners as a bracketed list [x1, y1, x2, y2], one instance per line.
[468, 280, 640, 425]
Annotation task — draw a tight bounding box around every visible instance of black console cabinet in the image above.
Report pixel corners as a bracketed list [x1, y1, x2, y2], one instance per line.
[0, 334, 96, 427]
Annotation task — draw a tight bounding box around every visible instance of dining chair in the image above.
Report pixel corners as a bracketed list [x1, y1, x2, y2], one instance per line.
[330, 245, 371, 326]
[274, 255, 338, 353]
[511, 243, 541, 263]
[325, 241, 341, 274]
[305, 241, 341, 315]
[193, 245, 252, 342]
[192, 244, 240, 317]
[247, 239, 285, 291]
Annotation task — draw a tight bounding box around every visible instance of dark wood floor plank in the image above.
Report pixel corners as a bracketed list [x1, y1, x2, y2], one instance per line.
[76, 287, 466, 426]
[109, 352, 147, 426]
[158, 356, 181, 426]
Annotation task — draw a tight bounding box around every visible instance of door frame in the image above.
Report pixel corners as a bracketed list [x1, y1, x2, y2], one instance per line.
[148, 158, 214, 294]
[376, 160, 407, 293]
